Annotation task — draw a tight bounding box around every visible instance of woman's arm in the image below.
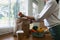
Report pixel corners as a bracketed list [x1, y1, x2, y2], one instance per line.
[35, 0, 57, 21]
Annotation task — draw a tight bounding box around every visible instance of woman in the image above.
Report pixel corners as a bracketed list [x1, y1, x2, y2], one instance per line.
[20, 0, 60, 40]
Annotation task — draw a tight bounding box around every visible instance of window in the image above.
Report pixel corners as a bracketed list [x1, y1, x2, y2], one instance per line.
[0, 0, 11, 27]
[32, 0, 38, 17]
[0, 0, 16, 27]
[0, 0, 28, 27]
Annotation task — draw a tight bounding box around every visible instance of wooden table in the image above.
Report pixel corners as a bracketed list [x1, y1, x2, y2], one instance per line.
[16, 34, 53, 40]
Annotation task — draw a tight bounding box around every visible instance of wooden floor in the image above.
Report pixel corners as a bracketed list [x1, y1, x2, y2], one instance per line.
[0, 33, 53, 40]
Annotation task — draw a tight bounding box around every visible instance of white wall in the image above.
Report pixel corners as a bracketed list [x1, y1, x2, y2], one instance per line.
[37, 0, 44, 13]
[28, 0, 44, 16]
[28, 0, 33, 16]
[59, 0, 60, 19]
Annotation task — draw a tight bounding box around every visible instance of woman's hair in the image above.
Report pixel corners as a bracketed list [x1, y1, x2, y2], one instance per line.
[56, 0, 59, 3]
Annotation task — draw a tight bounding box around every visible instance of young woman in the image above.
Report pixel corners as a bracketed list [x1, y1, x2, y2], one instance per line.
[20, 0, 60, 40]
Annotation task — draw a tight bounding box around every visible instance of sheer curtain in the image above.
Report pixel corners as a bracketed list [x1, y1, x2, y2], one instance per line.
[0, 0, 19, 28]
[0, 0, 11, 27]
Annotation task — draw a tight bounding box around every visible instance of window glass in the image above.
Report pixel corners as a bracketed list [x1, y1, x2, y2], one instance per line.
[0, 0, 10, 27]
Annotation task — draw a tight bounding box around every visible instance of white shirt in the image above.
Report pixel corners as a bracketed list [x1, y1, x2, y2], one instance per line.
[35, 0, 60, 27]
